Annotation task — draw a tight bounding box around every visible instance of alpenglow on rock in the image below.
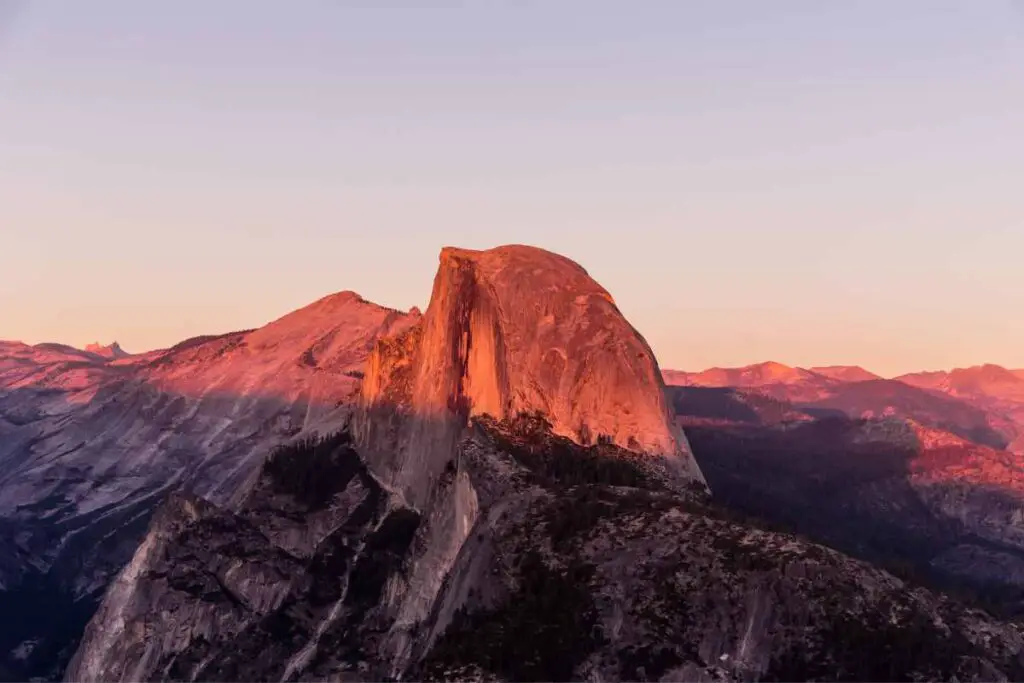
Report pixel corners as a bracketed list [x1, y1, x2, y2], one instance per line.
[354, 244, 706, 506]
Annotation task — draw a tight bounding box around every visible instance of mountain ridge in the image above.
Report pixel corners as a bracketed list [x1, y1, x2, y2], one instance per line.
[0, 290, 421, 678]
[663, 360, 1024, 453]
[809, 365, 883, 382]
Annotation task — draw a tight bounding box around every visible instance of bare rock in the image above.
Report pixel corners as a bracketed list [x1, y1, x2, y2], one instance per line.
[354, 244, 705, 510]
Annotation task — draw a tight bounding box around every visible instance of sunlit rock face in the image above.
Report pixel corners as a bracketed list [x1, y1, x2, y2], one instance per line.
[354, 244, 706, 509]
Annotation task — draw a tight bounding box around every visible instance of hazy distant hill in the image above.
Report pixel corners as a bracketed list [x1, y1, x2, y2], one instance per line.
[663, 361, 1021, 452]
[809, 365, 882, 383]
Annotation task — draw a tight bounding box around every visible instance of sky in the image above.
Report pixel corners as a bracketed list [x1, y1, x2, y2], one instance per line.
[1, 1, 1023, 377]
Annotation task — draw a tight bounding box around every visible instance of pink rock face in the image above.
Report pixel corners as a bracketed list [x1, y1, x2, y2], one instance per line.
[355, 244, 705, 506]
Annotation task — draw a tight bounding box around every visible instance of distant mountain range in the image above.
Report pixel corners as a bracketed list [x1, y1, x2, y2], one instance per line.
[663, 361, 1024, 623]
[809, 365, 883, 382]
[663, 360, 1024, 453]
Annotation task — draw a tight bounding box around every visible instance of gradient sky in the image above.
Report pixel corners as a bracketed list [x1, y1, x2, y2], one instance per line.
[2, 1, 1023, 377]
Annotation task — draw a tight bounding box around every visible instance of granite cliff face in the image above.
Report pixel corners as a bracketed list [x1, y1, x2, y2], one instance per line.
[354, 245, 704, 510]
[0, 293, 418, 679]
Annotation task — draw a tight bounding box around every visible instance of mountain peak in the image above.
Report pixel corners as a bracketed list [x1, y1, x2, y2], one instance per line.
[699, 361, 814, 386]
[84, 341, 129, 359]
[752, 360, 799, 374]
[809, 365, 881, 383]
[355, 243, 705, 506]
[438, 244, 602, 295]
[951, 363, 1020, 381]
[246, 290, 377, 345]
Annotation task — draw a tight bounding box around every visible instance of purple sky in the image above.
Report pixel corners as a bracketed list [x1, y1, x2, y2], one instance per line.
[2, 1, 1023, 376]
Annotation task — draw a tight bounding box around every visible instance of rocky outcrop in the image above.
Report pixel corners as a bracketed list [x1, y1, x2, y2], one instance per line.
[64, 245, 1024, 682]
[65, 431, 408, 682]
[84, 342, 129, 361]
[354, 245, 705, 510]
